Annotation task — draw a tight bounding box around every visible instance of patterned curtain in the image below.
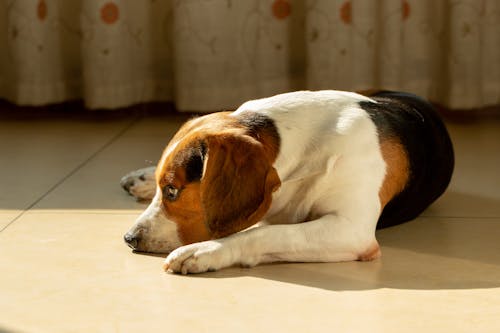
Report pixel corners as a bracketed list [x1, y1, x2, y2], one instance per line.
[0, 0, 499, 111]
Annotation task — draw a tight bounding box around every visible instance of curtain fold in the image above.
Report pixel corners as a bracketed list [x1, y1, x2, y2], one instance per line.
[1, 0, 499, 112]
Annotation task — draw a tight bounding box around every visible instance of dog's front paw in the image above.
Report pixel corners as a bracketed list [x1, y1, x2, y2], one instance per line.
[163, 241, 236, 274]
[120, 166, 157, 201]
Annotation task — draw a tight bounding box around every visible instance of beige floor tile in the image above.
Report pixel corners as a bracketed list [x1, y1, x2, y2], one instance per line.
[423, 121, 500, 218]
[1, 212, 499, 333]
[31, 136, 163, 211]
[0, 210, 21, 230]
[32, 118, 186, 211]
[123, 113, 191, 137]
[447, 122, 500, 197]
[0, 119, 134, 211]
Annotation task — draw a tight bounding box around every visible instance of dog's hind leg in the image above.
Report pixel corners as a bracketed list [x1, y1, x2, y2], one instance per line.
[120, 166, 157, 201]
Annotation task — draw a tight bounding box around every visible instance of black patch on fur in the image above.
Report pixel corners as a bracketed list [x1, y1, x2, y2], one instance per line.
[360, 91, 454, 229]
[236, 112, 281, 151]
[184, 141, 206, 183]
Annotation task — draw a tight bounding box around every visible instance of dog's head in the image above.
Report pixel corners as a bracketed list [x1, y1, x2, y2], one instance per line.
[124, 112, 281, 253]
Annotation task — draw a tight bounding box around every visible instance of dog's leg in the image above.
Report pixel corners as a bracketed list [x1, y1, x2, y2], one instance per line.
[163, 213, 380, 274]
[120, 166, 157, 201]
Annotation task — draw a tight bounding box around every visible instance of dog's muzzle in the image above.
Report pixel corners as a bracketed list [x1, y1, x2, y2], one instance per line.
[123, 232, 140, 250]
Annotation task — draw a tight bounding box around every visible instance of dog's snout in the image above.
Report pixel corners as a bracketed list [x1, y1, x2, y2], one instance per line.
[124, 232, 140, 250]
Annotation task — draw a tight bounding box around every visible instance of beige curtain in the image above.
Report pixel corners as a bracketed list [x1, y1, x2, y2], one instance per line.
[0, 0, 499, 111]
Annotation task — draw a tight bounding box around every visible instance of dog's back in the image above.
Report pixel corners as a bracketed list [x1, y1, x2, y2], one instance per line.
[360, 91, 454, 228]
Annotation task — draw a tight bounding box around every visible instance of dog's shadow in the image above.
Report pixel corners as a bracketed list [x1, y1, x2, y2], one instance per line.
[182, 191, 500, 291]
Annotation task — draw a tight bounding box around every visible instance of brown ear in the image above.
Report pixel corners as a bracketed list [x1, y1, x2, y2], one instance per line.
[200, 132, 281, 239]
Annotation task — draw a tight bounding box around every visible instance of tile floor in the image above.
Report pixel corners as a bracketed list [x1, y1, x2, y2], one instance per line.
[1, 113, 499, 333]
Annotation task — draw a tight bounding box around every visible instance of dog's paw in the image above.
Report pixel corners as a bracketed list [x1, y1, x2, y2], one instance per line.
[120, 166, 157, 201]
[163, 241, 235, 274]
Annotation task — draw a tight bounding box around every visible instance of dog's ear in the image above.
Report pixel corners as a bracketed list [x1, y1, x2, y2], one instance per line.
[200, 132, 281, 238]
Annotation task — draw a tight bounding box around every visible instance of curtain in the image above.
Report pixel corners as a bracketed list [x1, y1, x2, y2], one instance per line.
[0, 0, 499, 112]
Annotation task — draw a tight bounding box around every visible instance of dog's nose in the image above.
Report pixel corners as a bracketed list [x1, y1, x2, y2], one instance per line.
[124, 232, 140, 250]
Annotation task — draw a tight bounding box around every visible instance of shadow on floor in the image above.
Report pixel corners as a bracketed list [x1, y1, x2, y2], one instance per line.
[0, 325, 23, 333]
[423, 190, 500, 218]
[185, 242, 500, 292]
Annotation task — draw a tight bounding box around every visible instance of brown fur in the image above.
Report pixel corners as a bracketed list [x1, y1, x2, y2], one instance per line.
[155, 112, 281, 244]
[165, 182, 209, 244]
[378, 138, 410, 209]
[202, 133, 281, 238]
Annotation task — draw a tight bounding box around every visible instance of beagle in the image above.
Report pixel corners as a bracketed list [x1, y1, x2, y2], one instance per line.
[121, 90, 454, 274]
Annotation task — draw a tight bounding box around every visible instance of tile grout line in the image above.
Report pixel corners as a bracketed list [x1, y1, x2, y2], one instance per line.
[0, 117, 141, 233]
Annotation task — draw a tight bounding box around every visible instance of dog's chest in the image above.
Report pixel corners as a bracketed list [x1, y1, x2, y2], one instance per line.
[265, 183, 311, 225]
[264, 169, 333, 225]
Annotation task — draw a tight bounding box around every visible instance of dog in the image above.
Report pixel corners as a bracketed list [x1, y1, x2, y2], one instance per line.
[121, 90, 454, 274]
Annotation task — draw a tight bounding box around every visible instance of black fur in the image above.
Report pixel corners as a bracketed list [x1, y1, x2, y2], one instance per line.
[359, 91, 454, 229]
[236, 112, 281, 151]
[184, 142, 206, 183]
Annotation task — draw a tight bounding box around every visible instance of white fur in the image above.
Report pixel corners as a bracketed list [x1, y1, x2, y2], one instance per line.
[127, 187, 183, 253]
[127, 91, 387, 274]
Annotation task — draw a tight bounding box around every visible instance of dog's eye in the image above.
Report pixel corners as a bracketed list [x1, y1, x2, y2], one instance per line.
[163, 185, 179, 201]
